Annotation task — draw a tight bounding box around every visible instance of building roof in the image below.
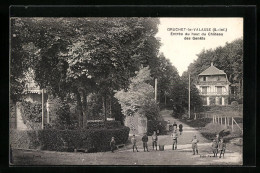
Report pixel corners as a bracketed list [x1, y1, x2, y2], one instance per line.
[199, 63, 226, 76]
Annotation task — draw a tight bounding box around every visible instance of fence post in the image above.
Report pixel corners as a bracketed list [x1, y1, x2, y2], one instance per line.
[221, 117, 222, 125]
[194, 113, 196, 120]
[227, 117, 229, 126]
[231, 117, 234, 132]
[212, 116, 214, 123]
[225, 117, 227, 127]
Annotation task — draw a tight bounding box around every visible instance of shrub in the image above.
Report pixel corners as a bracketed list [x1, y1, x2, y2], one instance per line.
[86, 121, 121, 129]
[200, 123, 227, 140]
[10, 126, 130, 152]
[9, 130, 40, 149]
[20, 101, 42, 130]
[231, 101, 239, 106]
[147, 120, 167, 135]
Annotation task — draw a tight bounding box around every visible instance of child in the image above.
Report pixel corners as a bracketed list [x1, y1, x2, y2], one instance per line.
[131, 135, 139, 152]
[152, 131, 158, 150]
[211, 139, 218, 157]
[142, 133, 149, 152]
[218, 138, 226, 158]
[191, 135, 199, 155]
[171, 129, 178, 150]
[110, 137, 116, 153]
[179, 124, 183, 135]
[215, 134, 220, 144]
[172, 121, 177, 131]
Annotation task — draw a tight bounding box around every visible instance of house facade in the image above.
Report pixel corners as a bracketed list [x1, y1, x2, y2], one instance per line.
[196, 62, 230, 106]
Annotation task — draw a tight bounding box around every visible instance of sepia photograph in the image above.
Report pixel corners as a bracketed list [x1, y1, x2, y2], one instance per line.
[9, 17, 243, 165]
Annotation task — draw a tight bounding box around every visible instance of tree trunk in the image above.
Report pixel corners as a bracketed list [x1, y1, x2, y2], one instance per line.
[82, 90, 87, 128]
[164, 91, 167, 106]
[104, 94, 107, 122]
[110, 96, 112, 118]
[102, 96, 105, 120]
[75, 91, 83, 128]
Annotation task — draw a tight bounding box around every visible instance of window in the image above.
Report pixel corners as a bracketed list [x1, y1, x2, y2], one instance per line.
[202, 97, 207, 105]
[202, 86, 207, 94]
[203, 76, 206, 81]
[216, 86, 222, 94]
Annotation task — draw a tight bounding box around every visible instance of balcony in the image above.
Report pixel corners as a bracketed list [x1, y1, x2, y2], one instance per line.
[199, 92, 229, 96]
[197, 81, 229, 85]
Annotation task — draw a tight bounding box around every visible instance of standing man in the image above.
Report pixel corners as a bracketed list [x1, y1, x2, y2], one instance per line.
[131, 135, 139, 152]
[179, 124, 183, 135]
[110, 137, 116, 153]
[171, 129, 178, 150]
[156, 122, 163, 135]
[211, 139, 218, 157]
[191, 135, 199, 155]
[152, 131, 158, 150]
[218, 138, 226, 158]
[215, 134, 220, 144]
[142, 133, 149, 152]
[172, 121, 177, 131]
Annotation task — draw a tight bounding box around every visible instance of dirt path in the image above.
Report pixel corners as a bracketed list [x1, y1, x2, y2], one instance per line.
[158, 109, 210, 145]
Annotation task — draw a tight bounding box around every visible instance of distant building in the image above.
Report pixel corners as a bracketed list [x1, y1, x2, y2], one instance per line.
[196, 62, 230, 106]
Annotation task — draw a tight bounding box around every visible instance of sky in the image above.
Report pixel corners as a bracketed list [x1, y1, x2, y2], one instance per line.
[156, 18, 243, 76]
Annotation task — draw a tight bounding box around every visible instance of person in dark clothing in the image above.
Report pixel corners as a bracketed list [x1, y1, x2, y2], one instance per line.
[211, 139, 218, 157]
[152, 131, 158, 150]
[215, 134, 220, 144]
[131, 135, 139, 152]
[172, 121, 177, 131]
[142, 133, 149, 152]
[156, 122, 163, 135]
[110, 137, 116, 153]
[218, 138, 226, 158]
[179, 124, 183, 135]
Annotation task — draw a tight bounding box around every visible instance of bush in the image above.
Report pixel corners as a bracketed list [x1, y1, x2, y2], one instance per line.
[10, 130, 40, 149]
[20, 101, 42, 130]
[231, 101, 239, 106]
[200, 123, 227, 140]
[87, 121, 121, 129]
[10, 126, 130, 152]
[147, 120, 167, 135]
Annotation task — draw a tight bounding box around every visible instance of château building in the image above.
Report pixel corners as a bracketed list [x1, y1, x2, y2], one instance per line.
[196, 62, 230, 106]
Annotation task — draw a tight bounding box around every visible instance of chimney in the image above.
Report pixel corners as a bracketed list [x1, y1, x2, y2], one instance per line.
[211, 62, 213, 66]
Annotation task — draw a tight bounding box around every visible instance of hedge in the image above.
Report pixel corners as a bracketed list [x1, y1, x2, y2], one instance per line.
[10, 126, 130, 152]
[147, 120, 167, 135]
[86, 121, 121, 129]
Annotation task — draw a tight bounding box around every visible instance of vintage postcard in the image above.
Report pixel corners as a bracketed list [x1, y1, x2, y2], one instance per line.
[10, 17, 243, 165]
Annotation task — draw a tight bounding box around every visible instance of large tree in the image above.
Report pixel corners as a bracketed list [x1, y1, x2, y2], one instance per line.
[183, 38, 243, 101]
[114, 67, 160, 121]
[10, 17, 161, 128]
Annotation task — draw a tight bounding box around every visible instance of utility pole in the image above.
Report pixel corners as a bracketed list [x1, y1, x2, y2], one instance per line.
[42, 89, 44, 129]
[188, 74, 191, 119]
[155, 78, 158, 101]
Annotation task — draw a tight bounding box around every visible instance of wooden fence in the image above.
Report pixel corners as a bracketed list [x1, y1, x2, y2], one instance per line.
[212, 115, 243, 134]
[192, 113, 243, 134]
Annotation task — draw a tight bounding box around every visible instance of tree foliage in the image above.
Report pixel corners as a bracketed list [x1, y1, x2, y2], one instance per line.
[10, 17, 161, 127]
[182, 38, 243, 100]
[115, 67, 160, 121]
